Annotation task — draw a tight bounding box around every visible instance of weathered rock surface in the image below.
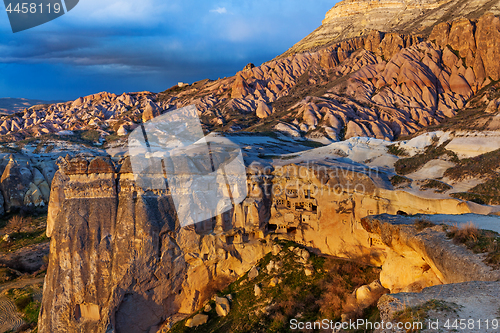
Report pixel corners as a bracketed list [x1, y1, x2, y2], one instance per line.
[2, 13, 500, 145]
[39, 154, 499, 332]
[185, 314, 208, 328]
[283, 0, 500, 57]
[39, 156, 272, 332]
[379, 281, 500, 332]
[0, 242, 49, 273]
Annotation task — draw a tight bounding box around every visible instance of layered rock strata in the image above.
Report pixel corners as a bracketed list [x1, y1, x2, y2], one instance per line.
[283, 0, 500, 56]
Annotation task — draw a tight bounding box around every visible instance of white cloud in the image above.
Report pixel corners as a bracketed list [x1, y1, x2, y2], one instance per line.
[210, 7, 227, 14]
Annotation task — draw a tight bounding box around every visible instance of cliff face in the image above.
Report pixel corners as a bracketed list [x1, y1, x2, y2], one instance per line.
[282, 0, 500, 57]
[39, 156, 273, 332]
[39, 155, 491, 332]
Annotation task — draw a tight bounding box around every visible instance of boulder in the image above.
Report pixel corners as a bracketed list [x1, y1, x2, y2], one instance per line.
[304, 265, 314, 277]
[256, 101, 272, 118]
[254, 284, 262, 297]
[185, 314, 208, 328]
[248, 266, 259, 280]
[215, 296, 230, 317]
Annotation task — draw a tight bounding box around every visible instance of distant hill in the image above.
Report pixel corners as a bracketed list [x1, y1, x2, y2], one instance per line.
[0, 97, 64, 115]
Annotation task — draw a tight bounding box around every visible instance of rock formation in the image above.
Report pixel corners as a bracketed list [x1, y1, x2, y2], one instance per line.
[1, 12, 499, 144]
[39, 155, 493, 332]
[282, 0, 500, 57]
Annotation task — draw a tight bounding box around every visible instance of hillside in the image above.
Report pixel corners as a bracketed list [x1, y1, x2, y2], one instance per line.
[282, 0, 500, 57]
[1, 13, 499, 148]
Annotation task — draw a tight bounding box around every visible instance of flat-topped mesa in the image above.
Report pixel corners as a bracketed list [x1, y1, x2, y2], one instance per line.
[281, 0, 500, 57]
[323, 0, 452, 23]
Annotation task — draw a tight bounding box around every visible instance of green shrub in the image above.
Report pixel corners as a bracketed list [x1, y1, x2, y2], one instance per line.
[6, 283, 43, 325]
[390, 175, 411, 187]
[419, 179, 452, 193]
[395, 140, 457, 175]
[444, 149, 500, 180]
[387, 144, 409, 157]
[80, 130, 101, 143]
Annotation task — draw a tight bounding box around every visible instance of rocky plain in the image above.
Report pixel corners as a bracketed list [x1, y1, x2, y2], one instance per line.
[1, 0, 500, 332]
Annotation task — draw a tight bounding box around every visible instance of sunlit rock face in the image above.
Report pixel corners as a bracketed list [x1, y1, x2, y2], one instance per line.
[283, 0, 500, 57]
[39, 156, 273, 332]
[39, 154, 485, 332]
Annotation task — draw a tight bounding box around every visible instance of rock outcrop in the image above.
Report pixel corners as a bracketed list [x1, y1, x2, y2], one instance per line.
[39, 156, 273, 332]
[282, 0, 500, 57]
[0, 154, 57, 213]
[2, 13, 499, 144]
[39, 155, 495, 332]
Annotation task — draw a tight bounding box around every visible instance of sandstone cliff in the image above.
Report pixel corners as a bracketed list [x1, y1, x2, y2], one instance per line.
[282, 0, 500, 57]
[39, 155, 496, 332]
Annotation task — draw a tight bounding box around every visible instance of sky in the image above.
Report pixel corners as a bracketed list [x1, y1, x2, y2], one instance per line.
[0, 0, 337, 101]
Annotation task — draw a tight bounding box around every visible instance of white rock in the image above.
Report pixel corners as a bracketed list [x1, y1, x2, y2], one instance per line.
[254, 284, 262, 297]
[185, 314, 208, 327]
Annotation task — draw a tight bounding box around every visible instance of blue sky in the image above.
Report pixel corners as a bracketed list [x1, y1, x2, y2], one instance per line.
[0, 0, 337, 101]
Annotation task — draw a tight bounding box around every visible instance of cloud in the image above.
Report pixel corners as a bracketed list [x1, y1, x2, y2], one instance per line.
[210, 7, 227, 14]
[0, 0, 336, 99]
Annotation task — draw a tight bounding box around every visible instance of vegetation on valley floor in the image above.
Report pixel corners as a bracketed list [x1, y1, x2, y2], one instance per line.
[445, 223, 500, 269]
[0, 210, 48, 253]
[394, 140, 458, 175]
[170, 240, 382, 333]
[5, 282, 44, 330]
[394, 299, 460, 331]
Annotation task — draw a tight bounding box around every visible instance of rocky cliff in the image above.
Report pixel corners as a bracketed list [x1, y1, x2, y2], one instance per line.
[39, 155, 496, 332]
[282, 0, 500, 57]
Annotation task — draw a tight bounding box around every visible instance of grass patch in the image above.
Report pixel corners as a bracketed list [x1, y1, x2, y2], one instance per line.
[387, 144, 409, 157]
[394, 299, 459, 331]
[0, 267, 21, 283]
[169, 241, 382, 333]
[446, 223, 500, 269]
[6, 282, 43, 325]
[395, 140, 458, 175]
[80, 130, 101, 143]
[390, 175, 411, 187]
[414, 217, 435, 231]
[419, 179, 452, 193]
